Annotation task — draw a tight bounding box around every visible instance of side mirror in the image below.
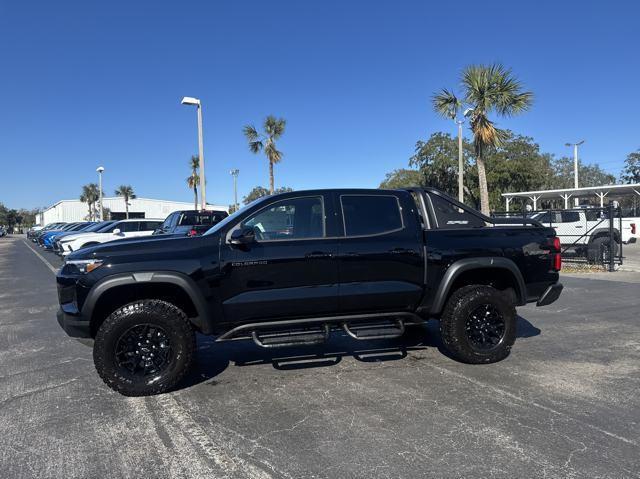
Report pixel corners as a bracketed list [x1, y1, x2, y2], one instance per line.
[113, 228, 122, 235]
[230, 226, 255, 245]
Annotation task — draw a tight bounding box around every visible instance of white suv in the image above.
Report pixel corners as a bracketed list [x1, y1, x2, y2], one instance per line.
[58, 219, 163, 256]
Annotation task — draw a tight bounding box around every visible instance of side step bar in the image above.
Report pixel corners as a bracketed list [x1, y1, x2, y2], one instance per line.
[251, 325, 330, 349]
[216, 311, 422, 348]
[342, 319, 405, 340]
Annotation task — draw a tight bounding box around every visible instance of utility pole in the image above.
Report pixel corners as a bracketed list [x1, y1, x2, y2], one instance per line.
[96, 166, 105, 220]
[565, 140, 584, 207]
[230, 169, 239, 211]
[456, 119, 464, 203]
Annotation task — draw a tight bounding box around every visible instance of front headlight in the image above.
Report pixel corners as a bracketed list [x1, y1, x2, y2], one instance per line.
[65, 259, 104, 274]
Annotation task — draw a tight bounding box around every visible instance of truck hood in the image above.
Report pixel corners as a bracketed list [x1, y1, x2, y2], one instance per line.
[67, 233, 220, 263]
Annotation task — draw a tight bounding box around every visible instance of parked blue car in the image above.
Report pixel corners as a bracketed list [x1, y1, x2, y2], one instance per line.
[41, 222, 96, 249]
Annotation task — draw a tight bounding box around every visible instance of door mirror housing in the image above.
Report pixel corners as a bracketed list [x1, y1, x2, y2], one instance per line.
[230, 226, 255, 245]
[113, 228, 122, 235]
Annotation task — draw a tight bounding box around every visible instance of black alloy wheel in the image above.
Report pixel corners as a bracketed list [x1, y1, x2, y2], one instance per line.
[464, 304, 506, 351]
[115, 324, 173, 377]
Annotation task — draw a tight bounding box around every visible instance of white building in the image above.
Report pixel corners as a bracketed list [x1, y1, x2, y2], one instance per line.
[38, 197, 228, 225]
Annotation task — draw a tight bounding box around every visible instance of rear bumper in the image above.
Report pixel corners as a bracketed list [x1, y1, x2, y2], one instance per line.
[536, 282, 563, 307]
[57, 309, 91, 338]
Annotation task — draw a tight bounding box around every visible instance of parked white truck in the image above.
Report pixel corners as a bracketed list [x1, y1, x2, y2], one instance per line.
[531, 209, 637, 262]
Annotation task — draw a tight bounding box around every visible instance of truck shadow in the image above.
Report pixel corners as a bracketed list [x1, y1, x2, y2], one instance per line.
[180, 315, 540, 390]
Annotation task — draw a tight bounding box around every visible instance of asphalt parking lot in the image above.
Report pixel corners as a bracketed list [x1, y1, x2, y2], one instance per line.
[1, 236, 639, 478]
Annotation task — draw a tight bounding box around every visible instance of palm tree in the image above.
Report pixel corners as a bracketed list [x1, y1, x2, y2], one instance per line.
[186, 155, 199, 210]
[80, 183, 100, 221]
[243, 115, 286, 194]
[114, 185, 136, 219]
[433, 64, 533, 214]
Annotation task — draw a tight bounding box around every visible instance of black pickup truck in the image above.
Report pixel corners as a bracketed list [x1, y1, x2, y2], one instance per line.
[56, 188, 563, 396]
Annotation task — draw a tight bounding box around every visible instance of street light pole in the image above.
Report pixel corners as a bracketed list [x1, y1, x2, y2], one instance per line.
[453, 108, 473, 204]
[565, 140, 585, 207]
[456, 119, 464, 203]
[182, 97, 207, 210]
[96, 166, 105, 221]
[230, 169, 239, 211]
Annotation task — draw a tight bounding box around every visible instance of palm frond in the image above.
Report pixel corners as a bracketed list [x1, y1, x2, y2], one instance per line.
[265, 141, 283, 164]
[189, 155, 199, 171]
[243, 125, 259, 142]
[264, 115, 286, 139]
[470, 113, 500, 156]
[462, 63, 533, 116]
[186, 174, 199, 188]
[432, 89, 460, 120]
[249, 140, 264, 154]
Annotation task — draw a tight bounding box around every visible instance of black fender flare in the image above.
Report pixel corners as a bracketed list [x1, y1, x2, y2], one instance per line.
[429, 257, 527, 315]
[81, 271, 212, 333]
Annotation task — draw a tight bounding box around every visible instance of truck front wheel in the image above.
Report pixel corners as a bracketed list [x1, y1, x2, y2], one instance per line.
[93, 300, 196, 396]
[440, 285, 516, 364]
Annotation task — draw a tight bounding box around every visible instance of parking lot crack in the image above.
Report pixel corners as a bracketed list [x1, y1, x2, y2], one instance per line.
[422, 362, 639, 447]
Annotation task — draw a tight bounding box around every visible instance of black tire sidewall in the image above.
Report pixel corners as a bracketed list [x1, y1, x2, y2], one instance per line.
[94, 301, 194, 396]
[441, 286, 516, 364]
[588, 237, 619, 263]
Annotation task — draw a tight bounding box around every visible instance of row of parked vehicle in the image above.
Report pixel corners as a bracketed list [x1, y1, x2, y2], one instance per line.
[27, 209, 229, 256]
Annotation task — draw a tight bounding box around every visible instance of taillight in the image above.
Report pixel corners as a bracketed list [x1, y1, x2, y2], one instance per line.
[632, 223, 636, 235]
[543, 237, 561, 251]
[188, 229, 197, 237]
[545, 236, 561, 271]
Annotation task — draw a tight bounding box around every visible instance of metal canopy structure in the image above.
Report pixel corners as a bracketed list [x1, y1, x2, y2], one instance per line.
[502, 183, 640, 211]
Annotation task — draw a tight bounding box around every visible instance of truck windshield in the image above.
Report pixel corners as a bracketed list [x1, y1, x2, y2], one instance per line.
[93, 221, 117, 232]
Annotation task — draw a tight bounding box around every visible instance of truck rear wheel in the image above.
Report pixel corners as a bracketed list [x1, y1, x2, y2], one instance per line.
[93, 300, 195, 396]
[440, 285, 516, 364]
[587, 237, 619, 264]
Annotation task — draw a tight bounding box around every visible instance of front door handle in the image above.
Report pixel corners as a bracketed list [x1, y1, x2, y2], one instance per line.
[305, 251, 333, 259]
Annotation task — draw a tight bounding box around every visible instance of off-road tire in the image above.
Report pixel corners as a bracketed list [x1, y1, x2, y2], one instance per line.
[94, 300, 196, 396]
[587, 236, 619, 264]
[440, 285, 516, 364]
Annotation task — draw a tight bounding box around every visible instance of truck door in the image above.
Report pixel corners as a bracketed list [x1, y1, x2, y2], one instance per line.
[336, 192, 424, 313]
[219, 193, 339, 323]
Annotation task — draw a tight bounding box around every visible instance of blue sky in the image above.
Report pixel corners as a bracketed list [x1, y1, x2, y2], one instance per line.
[1, 0, 638, 209]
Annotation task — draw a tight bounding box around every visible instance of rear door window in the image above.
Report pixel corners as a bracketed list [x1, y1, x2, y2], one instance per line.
[340, 195, 403, 236]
